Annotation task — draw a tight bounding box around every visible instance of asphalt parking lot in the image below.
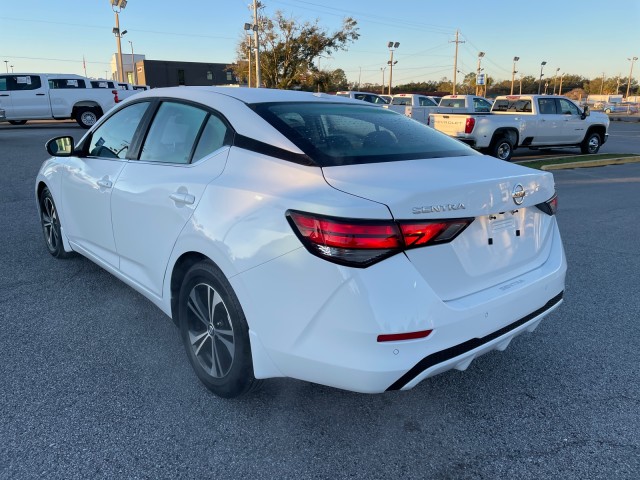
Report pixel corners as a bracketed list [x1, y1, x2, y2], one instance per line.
[1, 122, 639, 479]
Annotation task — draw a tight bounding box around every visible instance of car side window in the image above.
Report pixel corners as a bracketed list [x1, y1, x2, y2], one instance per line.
[139, 102, 208, 164]
[538, 98, 557, 115]
[7, 75, 42, 91]
[88, 102, 150, 159]
[558, 99, 579, 115]
[0, 76, 7, 91]
[474, 98, 491, 112]
[192, 114, 231, 162]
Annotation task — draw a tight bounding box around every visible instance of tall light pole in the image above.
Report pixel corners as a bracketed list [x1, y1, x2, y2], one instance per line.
[380, 67, 386, 94]
[626, 56, 638, 100]
[243, 23, 253, 88]
[537, 61, 547, 95]
[553, 67, 560, 94]
[558, 73, 565, 95]
[476, 51, 485, 96]
[111, 0, 128, 83]
[128, 40, 136, 85]
[3, 60, 8, 73]
[510, 56, 519, 95]
[387, 41, 399, 95]
[252, 0, 261, 88]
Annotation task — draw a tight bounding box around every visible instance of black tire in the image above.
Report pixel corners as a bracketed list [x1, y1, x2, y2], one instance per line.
[604, 108, 611, 114]
[39, 187, 73, 259]
[8, 120, 27, 125]
[75, 107, 99, 129]
[580, 132, 601, 154]
[488, 135, 514, 161]
[178, 260, 260, 398]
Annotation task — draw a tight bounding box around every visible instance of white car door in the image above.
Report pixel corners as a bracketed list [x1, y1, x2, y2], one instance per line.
[535, 97, 563, 144]
[557, 98, 587, 144]
[4, 75, 51, 119]
[60, 101, 151, 267]
[111, 101, 232, 296]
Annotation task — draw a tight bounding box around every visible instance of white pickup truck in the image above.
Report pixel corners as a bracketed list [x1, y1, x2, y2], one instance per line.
[0, 73, 139, 128]
[428, 94, 610, 161]
[383, 93, 439, 124]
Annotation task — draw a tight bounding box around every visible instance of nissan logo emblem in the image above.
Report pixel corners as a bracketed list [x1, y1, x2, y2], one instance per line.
[512, 184, 526, 205]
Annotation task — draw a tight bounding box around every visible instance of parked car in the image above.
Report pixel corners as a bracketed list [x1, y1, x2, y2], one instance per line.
[335, 90, 388, 104]
[603, 102, 638, 114]
[36, 87, 566, 398]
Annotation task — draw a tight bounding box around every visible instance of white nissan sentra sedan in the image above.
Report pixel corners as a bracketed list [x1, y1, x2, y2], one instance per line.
[35, 87, 566, 398]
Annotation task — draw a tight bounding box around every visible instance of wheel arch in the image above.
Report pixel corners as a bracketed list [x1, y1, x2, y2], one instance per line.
[169, 251, 209, 325]
[71, 101, 104, 118]
[584, 125, 606, 142]
[490, 127, 520, 148]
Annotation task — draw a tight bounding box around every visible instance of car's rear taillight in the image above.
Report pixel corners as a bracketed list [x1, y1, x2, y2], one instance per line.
[536, 194, 558, 216]
[465, 117, 475, 134]
[287, 211, 473, 267]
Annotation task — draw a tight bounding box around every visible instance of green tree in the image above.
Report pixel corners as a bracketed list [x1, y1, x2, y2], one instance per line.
[234, 9, 359, 89]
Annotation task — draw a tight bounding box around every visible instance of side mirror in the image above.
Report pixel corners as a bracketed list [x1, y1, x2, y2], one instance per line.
[46, 136, 75, 157]
[581, 105, 590, 119]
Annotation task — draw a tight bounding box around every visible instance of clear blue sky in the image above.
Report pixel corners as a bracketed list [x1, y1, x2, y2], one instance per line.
[1, 0, 639, 85]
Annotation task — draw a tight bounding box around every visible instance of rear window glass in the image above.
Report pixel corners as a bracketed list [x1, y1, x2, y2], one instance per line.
[492, 99, 532, 113]
[251, 102, 477, 167]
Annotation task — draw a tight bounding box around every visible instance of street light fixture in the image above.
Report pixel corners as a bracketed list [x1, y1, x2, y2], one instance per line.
[510, 56, 519, 95]
[626, 56, 638, 100]
[111, 0, 128, 83]
[476, 51, 485, 96]
[553, 67, 560, 95]
[538, 61, 547, 95]
[387, 41, 399, 95]
[3, 60, 8, 73]
[243, 23, 254, 88]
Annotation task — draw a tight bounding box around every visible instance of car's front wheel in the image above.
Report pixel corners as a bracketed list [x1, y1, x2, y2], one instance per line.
[580, 132, 601, 154]
[39, 187, 72, 259]
[178, 260, 260, 398]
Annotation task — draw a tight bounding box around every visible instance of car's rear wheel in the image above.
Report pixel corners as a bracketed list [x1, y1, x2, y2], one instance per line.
[178, 260, 260, 398]
[39, 187, 72, 259]
[488, 136, 513, 161]
[8, 120, 27, 125]
[75, 107, 99, 129]
[580, 132, 601, 154]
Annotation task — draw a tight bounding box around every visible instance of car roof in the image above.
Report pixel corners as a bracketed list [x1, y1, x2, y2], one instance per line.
[136, 86, 359, 105]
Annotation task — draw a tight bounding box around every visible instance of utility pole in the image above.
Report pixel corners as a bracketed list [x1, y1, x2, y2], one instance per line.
[476, 51, 485, 96]
[387, 41, 399, 95]
[380, 67, 386, 94]
[600, 72, 605, 95]
[626, 56, 638, 100]
[252, 0, 261, 88]
[450, 30, 464, 95]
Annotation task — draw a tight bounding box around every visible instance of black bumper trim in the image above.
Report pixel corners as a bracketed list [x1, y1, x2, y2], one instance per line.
[386, 291, 564, 391]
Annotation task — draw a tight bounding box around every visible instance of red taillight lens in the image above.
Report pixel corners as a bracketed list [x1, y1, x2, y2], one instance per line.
[465, 117, 475, 134]
[287, 211, 473, 267]
[536, 194, 558, 216]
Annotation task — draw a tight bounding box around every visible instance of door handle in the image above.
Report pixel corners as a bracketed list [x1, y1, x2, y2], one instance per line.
[36, 93, 46, 96]
[97, 179, 113, 189]
[0, 94, 8, 97]
[170, 192, 195, 205]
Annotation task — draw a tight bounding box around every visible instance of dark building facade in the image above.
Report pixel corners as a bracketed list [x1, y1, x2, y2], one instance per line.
[135, 60, 237, 88]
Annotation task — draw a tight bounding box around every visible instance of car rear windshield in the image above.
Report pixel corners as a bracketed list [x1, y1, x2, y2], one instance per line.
[250, 102, 477, 167]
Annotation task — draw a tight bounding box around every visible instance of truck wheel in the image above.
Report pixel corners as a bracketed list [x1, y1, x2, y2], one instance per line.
[75, 108, 99, 129]
[580, 132, 601, 154]
[489, 136, 513, 161]
[8, 120, 27, 125]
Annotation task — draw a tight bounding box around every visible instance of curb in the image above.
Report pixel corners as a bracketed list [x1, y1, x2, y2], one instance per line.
[540, 156, 640, 170]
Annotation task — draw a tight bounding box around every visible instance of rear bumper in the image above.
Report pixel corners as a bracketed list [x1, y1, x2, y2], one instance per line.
[234, 222, 567, 394]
